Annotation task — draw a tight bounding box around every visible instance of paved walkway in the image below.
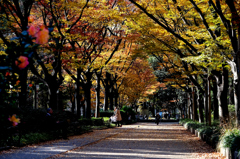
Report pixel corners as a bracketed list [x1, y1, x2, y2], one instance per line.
[0, 122, 225, 159]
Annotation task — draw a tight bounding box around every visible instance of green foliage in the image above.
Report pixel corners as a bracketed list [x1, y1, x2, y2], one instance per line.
[16, 132, 53, 145]
[96, 117, 116, 128]
[228, 104, 235, 114]
[197, 126, 220, 137]
[78, 118, 93, 125]
[220, 129, 240, 153]
[121, 106, 132, 112]
[0, 104, 22, 147]
[180, 118, 222, 148]
[78, 118, 104, 126]
[56, 110, 78, 123]
[121, 106, 136, 120]
[19, 108, 47, 132]
[212, 120, 220, 126]
[99, 110, 114, 117]
[92, 118, 104, 126]
[179, 118, 192, 125]
[102, 117, 110, 122]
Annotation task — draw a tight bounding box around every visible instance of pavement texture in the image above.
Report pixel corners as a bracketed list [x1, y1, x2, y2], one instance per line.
[0, 122, 225, 159]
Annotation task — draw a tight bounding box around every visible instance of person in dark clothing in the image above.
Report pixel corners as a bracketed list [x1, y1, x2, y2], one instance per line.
[155, 113, 160, 125]
[45, 108, 56, 130]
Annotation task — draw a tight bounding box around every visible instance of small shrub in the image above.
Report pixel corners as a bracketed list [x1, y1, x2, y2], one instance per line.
[180, 118, 222, 149]
[13, 132, 53, 145]
[120, 106, 136, 121]
[179, 118, 192, 125]
[91, 118, 104, 126]
[79, 118, 92, 125]
[187, 121, 203, 129]
[99, 111, 114, 117]
[102, 117, 110, 122]
[78, 118, 104, 126]
[219, 129, 240, 153]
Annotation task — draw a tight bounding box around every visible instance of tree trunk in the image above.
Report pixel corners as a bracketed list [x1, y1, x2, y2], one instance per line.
[103, 72, 111, 111]
[212, 77, 219, 120]
[84, 85, 91, 119]
[235, 73, 240, 125]
[208, 77, 211, 126]
[187, 93, 191, 119]
[71, 93, 75, 114]
[221, 67, 229, 122]
[114, 88, 119, 107]
[236, 53, 240, 125]
[193, 88, 199, 121]
[76, 82, 81, 118]
[81, 98, 85, 118]
[228, 80, 234, 105]
[48, 86, 58, 110]
[19, 69, 28, 109]
[58, 90, 63, 110]
[83, 72, 93, 119]
[196, 89, 204, 123]
[76, 69, 81, 118]
[95, 73, 101, 118]
[204, 77, 209, 125]
[109, 79, 114, 110]
[231, 57, 240, 124]
[225, 0, 240, 127]
[104, 88, 109, 111]
[213, 68, 229, 124]
[192, 89, 195, 121]
[187, 92, 193, 119]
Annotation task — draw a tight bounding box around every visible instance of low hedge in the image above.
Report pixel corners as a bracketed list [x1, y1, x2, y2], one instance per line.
[99, 111, 114, 117]
[0, 108, 107, 148]
[78, 118, 104, 126]
[179, 118, 240, 153]
[179, 118, 221, 148]
[120, 106, 136, 121]
[219, 129, 240, 155]
[14, 132, 53, 145]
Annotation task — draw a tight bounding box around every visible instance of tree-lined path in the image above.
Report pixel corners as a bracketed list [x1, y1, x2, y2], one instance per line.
[0, 122, 225, 159]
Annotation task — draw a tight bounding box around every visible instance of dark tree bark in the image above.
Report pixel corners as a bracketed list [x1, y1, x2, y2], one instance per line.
[18, 69, 28, 109]
[212, 77, 219, 121]
[0, 0, 33, 109]
[212, 67, 229, 123]
[76, 69, 81, 118]
[204, 77, 209, 124]
[48, 79, 62, 110]
[82, 72, 93, 119]
[109, 76, 114, 110]
[103, 72, 111, 111]
[71, 94, 75, 114]
[193, 88, 198, 121]
[221, 67, 229, 121]
[95, 71, 101, 118]
[196, 89, 204, 123]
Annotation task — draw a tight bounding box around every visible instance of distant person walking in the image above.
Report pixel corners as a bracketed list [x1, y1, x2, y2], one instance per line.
[114, 106, 122, 127]
[155, 113, 160, 125]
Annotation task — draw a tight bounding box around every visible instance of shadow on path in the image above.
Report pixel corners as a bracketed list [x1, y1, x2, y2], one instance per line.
[0, 122, 225, 159]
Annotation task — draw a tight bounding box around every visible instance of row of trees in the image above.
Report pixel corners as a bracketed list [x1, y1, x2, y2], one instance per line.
[127, 0, 240, 125]
[1, 0, 240, 126]
[0, 0, 159, 119]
